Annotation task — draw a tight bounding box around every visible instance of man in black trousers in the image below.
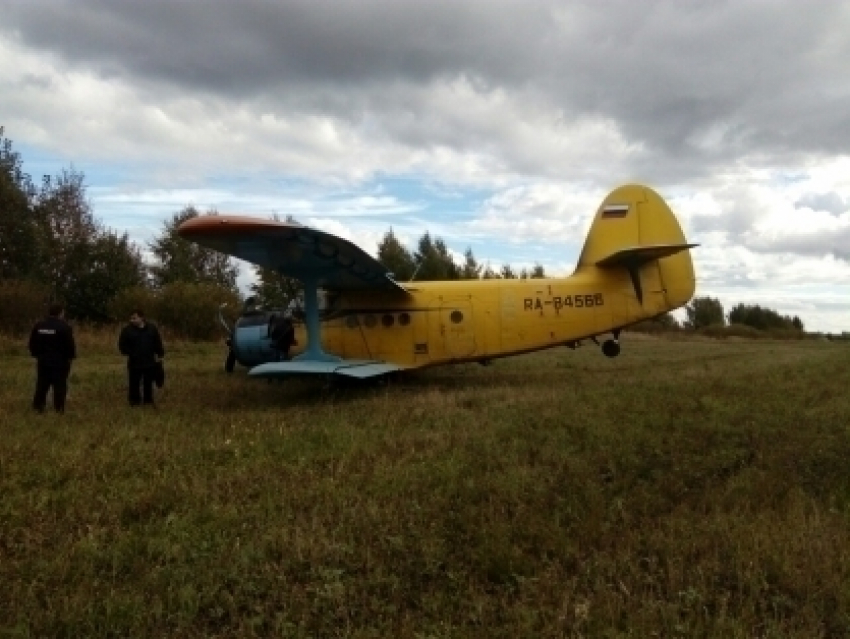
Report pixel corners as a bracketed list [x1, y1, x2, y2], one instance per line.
[29, 302, 76, 413]
[118, 309, 165, 407]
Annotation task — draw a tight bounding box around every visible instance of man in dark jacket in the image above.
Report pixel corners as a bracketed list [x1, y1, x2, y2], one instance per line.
[29, 302, 76, 413]
[118, 309, 165, 406]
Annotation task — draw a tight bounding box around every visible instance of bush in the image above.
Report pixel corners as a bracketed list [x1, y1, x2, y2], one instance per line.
[107, 286, 161, 324]
[696, 323, 808, 340]
[156, 282, 241, 341]
[766, 328, 806, 340]
[627, 319, 680, 334]
[699, 323, 763, 339]
[721, 323, 764, 339]
[0, 280, 50, 335]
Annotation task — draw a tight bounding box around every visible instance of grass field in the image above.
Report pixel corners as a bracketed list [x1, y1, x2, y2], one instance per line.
[1, 332, 849, 637]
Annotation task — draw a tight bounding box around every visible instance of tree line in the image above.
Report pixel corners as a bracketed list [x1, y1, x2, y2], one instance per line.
[684, 296, 804, 332]
[0, 128, 543, 338]
[631, 296, 816, 339]
[2, 127, 827, 341]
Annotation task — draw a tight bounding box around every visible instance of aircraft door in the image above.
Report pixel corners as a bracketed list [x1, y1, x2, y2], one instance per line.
[439, 300, 476, 358]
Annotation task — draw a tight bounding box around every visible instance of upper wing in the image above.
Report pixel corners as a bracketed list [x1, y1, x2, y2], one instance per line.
[178, 215, 409, 293]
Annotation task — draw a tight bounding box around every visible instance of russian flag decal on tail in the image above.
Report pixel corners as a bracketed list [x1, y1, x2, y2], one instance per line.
[601, 204, 629, 218]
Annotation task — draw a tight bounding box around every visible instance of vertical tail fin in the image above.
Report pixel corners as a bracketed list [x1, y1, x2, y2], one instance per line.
[576, 184, 697, 310]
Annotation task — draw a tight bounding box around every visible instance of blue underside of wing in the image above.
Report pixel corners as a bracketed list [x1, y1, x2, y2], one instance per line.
[248, 360, 403, 379]
[181, 220, 409, 293]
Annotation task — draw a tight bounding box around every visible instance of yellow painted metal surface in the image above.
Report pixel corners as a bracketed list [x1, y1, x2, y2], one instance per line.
[287, 184, 697, 369]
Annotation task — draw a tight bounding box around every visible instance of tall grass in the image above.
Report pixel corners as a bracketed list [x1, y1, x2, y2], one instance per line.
[1, 335, 849, 637]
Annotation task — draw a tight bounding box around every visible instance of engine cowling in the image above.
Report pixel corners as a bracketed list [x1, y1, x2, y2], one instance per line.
[226, 310, 295, 371]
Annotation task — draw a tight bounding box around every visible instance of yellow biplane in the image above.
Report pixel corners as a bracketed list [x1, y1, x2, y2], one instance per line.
[177, 183, 697, 380]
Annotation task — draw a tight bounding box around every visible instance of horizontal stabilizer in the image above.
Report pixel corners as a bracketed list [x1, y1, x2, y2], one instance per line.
[248, 359, 403, 379]
[596, 243, 698, 305]
[596, 243, 699, 268]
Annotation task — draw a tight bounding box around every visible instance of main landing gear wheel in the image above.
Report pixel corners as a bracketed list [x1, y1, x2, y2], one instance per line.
[602, 339, 621, 358]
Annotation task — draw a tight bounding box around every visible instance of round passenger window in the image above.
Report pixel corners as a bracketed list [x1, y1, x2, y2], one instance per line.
[364, 314, 377, 328]
[450, 310, 463, 324]
[399, 313, 411, 326]
[345, 315, 359, 328]
[382, 314, 394, 327]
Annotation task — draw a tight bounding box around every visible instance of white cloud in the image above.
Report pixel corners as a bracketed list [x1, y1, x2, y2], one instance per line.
[2, 1, 850, 332]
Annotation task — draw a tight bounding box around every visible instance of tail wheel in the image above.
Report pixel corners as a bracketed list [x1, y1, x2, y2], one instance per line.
[602, 339, 620, 358]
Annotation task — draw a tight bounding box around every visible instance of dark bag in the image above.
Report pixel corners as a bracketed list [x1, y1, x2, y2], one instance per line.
[153, 360, 165, 388]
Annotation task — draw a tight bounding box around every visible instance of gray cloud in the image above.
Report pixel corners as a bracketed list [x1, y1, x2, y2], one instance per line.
[747, 227, 850, 262]
[3, 0, 850, 331]
[3, 0, 849, 184]
[794, 191, 850, 216]
[690, 185, 762, 235]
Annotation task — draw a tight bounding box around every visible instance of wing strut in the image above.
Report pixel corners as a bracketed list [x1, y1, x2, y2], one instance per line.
[293, 277, 340, 363]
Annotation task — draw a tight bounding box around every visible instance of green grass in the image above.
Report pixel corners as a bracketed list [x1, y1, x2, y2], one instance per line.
[1, 334, 849, 637]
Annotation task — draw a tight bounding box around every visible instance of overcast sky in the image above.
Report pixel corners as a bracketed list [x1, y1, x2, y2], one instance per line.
[2, 0, 849, 331]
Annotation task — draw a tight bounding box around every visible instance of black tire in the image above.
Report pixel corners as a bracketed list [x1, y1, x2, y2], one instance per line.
[602, 339, 621, 358]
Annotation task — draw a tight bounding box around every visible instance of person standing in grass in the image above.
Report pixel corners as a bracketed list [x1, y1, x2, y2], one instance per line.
[28, 302, 76, 414]
[118, 309, 165, 407]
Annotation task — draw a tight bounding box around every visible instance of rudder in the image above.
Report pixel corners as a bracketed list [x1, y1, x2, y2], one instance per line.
[575, 184, 697, 312]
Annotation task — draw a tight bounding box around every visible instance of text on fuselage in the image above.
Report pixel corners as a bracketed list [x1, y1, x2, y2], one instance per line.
[523, 293, 604, 311]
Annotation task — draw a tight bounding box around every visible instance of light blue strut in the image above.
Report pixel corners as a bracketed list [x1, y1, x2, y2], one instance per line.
[293, 276, 340, 363]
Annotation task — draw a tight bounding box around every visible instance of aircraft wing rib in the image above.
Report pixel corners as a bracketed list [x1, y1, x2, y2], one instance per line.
[177, 215, 410, 294]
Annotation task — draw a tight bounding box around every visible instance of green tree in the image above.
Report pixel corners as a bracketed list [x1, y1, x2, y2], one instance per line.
[0, 130, 147, 322]
[414, 232, 459, 281]
[0, 279, 49, 335]
[251, 266, 302, 309]
[530, 263, 546, 278]
[460, 247, 482, 280]
[32, 168, 99, 290]
[517, 264, 547, 279]
[157, 282, 241, 340]
[727, 303, 803, 331]
[685, 296, 725, 329]
[108, 285, 161, 324]
[500, 264, 517, 279]
[32, 168, 147, 320]
[481, 263, 500, 279]
[0, 127, 39, 280]
[149, 206, 239, 292]
[377, 227, 416, 281]
[69, 231, 148, 321]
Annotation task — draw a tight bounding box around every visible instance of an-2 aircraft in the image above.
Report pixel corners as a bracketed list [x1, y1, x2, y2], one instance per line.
[177, 184, 697, 381]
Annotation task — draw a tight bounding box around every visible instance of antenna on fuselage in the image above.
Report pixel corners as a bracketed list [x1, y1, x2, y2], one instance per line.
[409, 258, 423, 282]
